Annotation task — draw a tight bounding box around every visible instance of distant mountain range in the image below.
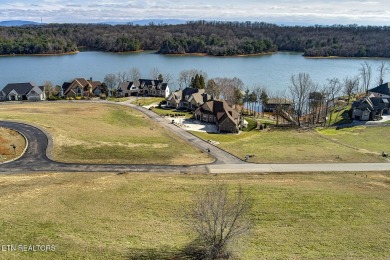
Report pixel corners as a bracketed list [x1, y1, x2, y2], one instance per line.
[0, 20, 42, 26]
[0, 19, 186, 27]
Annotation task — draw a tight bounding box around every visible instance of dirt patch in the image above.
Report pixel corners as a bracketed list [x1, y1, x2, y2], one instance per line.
[0, 127, 26, 162]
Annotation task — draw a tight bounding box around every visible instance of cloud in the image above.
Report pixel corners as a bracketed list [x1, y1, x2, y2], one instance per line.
[0, 0, 390, 25]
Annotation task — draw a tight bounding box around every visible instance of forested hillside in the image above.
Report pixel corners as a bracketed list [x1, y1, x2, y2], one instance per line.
[1, 21, 390, 57]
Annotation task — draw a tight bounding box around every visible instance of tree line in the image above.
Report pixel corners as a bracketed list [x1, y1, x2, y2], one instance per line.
[2, 21, 390, 57]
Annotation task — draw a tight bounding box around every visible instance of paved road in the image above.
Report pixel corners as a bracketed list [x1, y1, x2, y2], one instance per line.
[1, 101, 390, 174]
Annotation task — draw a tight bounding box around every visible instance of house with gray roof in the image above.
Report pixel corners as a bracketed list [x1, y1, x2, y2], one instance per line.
[352, 96, 389, 121]
[117, 81, 139, 97]
[0, 83, 45, 101]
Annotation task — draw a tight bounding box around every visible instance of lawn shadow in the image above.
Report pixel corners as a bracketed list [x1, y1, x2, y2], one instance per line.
[127, 247, 182, 260]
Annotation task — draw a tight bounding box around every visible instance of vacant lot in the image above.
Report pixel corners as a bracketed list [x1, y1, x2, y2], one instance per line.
[0, 172, 389, 259]
[0, 128, 25, 162]
[0, 102, 212, 165]
[318, 126, 390, 153]
[192, 127, 385, 163]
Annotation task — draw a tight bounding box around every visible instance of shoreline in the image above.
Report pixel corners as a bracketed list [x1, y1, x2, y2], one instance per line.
[1, 49, 390, 59]
[0, 51, 79, 57]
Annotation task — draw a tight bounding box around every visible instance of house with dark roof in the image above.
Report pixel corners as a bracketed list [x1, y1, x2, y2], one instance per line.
[117, 81, 139, 97]
[194, 100, 243, 133]
[0, 83, 45, 101]
[368, 82, 390, 98]
[61, 78, 102, 98]
[263, 98, 294, 112]
[352, 96, 389, 121]
[138, 79, 170, 98]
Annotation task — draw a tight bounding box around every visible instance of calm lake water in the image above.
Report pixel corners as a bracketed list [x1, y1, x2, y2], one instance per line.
[0, 51, 389, 92]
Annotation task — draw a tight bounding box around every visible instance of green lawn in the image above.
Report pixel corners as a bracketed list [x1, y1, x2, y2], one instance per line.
[0, 172, 389, 259]
[0, 102, 211, 165]
[151, 107, 193, 118]
[317, 126, 390, 154]
[191, 128, 384, 163]
[131, 97, 165, 106]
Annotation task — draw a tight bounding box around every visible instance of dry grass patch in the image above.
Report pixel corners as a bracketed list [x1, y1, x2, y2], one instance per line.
[0, 127, 26, 162]
[0, 172, 389, 259]
[191, 128, 385, 163]
[0, 102, 212, 165]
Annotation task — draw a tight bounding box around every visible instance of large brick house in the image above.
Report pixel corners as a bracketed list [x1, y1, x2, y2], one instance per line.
[194, 100, 243, 133]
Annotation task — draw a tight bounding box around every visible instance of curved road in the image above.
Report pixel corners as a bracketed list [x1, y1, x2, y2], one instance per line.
[1, 101, 390, 174]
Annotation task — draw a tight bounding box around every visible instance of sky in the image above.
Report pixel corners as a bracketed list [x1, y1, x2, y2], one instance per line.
[1, 0, 390, 26]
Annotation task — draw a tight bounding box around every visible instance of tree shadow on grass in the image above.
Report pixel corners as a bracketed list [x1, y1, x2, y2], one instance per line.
[127, 247, 182, 260]
[127, 243, 214, 260]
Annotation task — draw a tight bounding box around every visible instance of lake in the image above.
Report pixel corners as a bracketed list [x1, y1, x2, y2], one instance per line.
[0, 51, 389, 93]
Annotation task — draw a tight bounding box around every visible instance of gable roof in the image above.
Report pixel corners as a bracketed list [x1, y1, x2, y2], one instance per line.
[266, 98, 293, 105]
[1, 83, 38, 96]
[118, 81, 134, 91]
[181, 87, 204, 101]
[196, 99, 240, 124]
[139, 79, 163, 89]
[62, 78, 93, 95]
[369, 82, 390, 96]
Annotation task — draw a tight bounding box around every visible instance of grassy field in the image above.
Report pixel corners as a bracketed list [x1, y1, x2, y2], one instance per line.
[0, 128, 25, 162]
[131, 97, 165, 106]
[0, 172, 389, 259]
[151, 107, 194, 118]
[318, 126, 390, 155]
[0, 102, 212, 165]
[191, 127, 386, 163]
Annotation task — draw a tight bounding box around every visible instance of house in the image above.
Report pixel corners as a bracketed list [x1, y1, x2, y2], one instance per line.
[138, 79, 170, 98]
[263, 98, 294, 112]
[368, 82, 390, 98]
[0, 83, 45, 101]
[178, 88, 206, 110]
[194, 100, 243, 133]
[61, 78, 102, 98]
[188, 91, 212, 111]
[117, 81, 139, 97]
[166, 90, 182, 108]
[352, 96, 389, 121]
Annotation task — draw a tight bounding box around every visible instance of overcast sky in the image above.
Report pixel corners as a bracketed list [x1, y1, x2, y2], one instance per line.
[1, 0, 390, 25]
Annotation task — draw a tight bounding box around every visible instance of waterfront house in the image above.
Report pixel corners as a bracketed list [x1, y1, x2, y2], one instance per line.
[117, 81, 139, 97]
[263, 98, 294, 112]
[138, 79, 170, 98]
[194, 99, 243, 133]
[368, 82, 390, 98]
[0, 83, 45, 101]
[61, 78, 102, 98]
[178, 88, 205, 110]
[166, 90, 182, 108]
[352, 96, 389, 121]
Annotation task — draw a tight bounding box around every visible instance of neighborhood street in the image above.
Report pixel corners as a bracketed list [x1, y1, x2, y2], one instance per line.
[1, 100, 390, 174]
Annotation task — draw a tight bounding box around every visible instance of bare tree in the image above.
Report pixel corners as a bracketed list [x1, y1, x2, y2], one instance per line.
[163, 73, 173, 84]
[289, 73, 314, 126]
[104, 73, 117, 97]
[150, 67, 160, 80]
[128, 67, 141, 82]
[116, 71, 128, 84]
[43, 81, 55, 98]
[178, 69, 208, 89]
[343, 76, 359, 104]
[205, 78, 221, 99]
[376, 61, 390, 86]
[185, 182, 251, 260]
[359, 61, 372, 93]
[325, 78, 341, 126]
